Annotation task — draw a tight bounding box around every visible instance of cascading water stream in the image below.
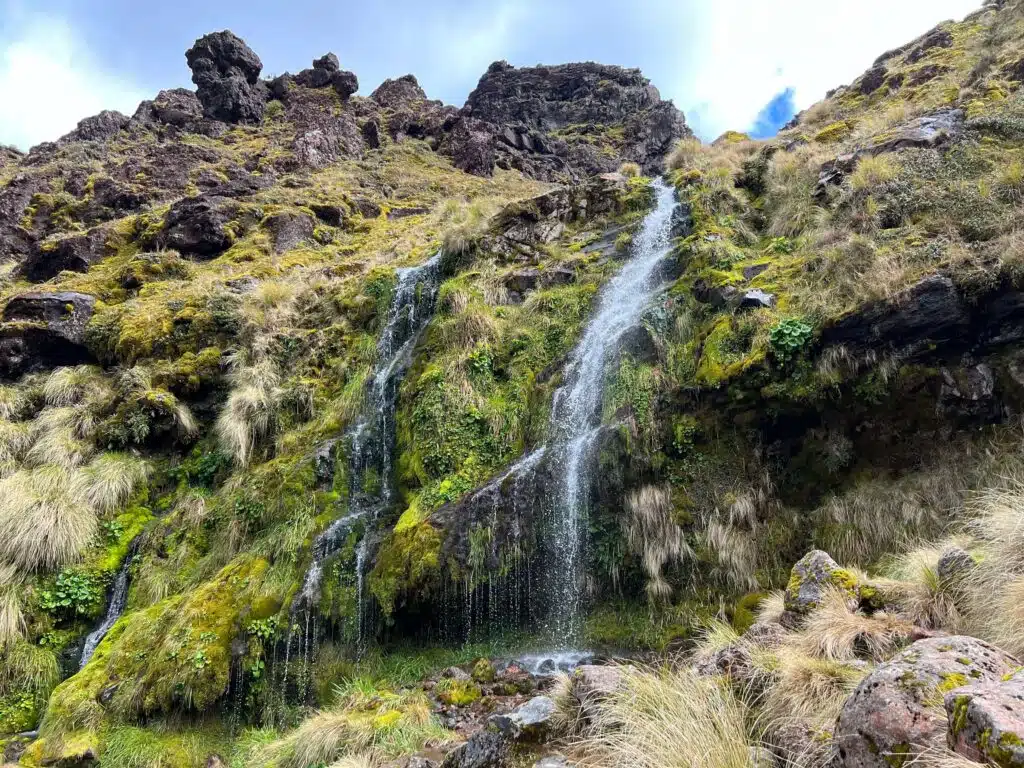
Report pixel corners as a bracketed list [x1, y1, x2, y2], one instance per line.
[292, 253, 443, 646]
[79, 559, 132, 668]
[541, 178, 680, 645]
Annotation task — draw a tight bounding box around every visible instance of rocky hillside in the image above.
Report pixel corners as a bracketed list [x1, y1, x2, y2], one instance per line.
[4, 2, 1024, 767]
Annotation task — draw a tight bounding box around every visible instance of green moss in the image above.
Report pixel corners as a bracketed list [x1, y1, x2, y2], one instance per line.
[814, 121, 854, 143]
[471, 658, 496, 683]
[368, 515, 442, 618]
[42, 555, 276, 737]
[938, 671, 969, 693]
[436, 678, 482, 707]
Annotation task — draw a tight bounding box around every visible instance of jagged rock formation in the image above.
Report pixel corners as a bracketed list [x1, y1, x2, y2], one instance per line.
[465, 61, 690, 175]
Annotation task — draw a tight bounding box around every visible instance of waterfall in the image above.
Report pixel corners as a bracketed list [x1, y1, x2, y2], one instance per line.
[79, 560, 132, 668]
[293, 253, 443, 644]
[541, 178, 680, 645]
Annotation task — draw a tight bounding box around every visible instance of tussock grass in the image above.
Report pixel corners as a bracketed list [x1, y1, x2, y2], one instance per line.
[667, 137, 704, 172]
[764, 147, 830, 238]
[759, 647, 867, 736]
[440, 199, 494, 256]
[43, 365, 113, 407]
[0, 466, 96, 571]
[625, 485, 691, 601]
[880, 543, 967, 630]
[793, 588, 911, 662]
[216, 355, 284, 466]
[756, 591, 786, 625]
[618, 162, 642, 178]
[849, 155, 898, 192]
[74, 453, 150, 514]
[571, 666, 754, 768]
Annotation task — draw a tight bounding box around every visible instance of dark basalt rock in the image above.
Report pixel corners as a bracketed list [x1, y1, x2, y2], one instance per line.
[132, 88, 206, 130]
[906, 27, 954, 64]
[0, 292, 97, 378]
[441, 117, 497, 177]
[440, 732, 509, 768]
[310, 204, 346, 227]
[371, 74, 428, 108]
[158, 196, 237, 259]
[464, 61, 690, 174]
[186, 30, 267, 123]
[858, 64, 888, 95]
[21, 230, 109, 282]
[332, 70, 359, 101]
[64, 110, 130, 143]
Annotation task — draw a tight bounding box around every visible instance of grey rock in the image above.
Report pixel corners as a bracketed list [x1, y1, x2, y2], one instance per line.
[442, 666, 471, 681]
[783, 550, 852, 616]
[442, 117, 497, 177]
[835, 636, 1019, 768]
[371, 75, 427, 108]
[938, 364, 998, 421]
[310, 204, 346, 227]
[533, 758, 570, 768]
[750, 746, 778, 768]
[265, 211, 315, 253]
[313, 440, 338, 487]
[440, 732, 509, 768]
[289, 112, 364, 169]
[937, 547, 976, 588]
[487, 696, 555, 742]
[743, 263, 770, 280]
[66, 110, 130, 143]
[859, 64, 888, 95]
[313, 53, 340, 72]
[945, 670, 1024, 766]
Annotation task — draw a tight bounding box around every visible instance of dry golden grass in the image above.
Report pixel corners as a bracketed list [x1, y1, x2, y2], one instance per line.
[849, 155, 899, 192]
[625, 485, 691, 601]
[216, 355, 284, 466]
[74, 453, 150, 515]
[764, 146, 831, 238]
[793, 588, 912, 662]
[880, 543, 968, 630]
[758, 647, 867, 736]
[618, 162, 642, 178]
[0, 466, 96, 571]
[667, 137, 704, 172]
[253, 687, 449, 768]
[757, 591, 787, 625]
[571, 667, 754, 768]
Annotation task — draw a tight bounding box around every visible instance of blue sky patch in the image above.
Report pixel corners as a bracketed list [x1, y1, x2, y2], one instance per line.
[749, 87, 797, 139]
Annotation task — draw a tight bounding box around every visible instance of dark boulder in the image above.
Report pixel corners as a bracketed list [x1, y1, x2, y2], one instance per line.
[185, 30, 267, 123]
[371, 74, 428, 108]
[906, 28, 954, 64]
[0, 292, 97, 378]
[824, 274, 968, 354]
[310, 204, 346, 227]
[133, 88, 205, 129]
[158, 196, 237, 259]
[858, 64, 888, 95]
[938, 364, 999, 422]
[22, 230, 108, 282]
[352, 198, 382, 219]
[440, 732, 509, 768]
[332, 70, 359, 101]
[362, 118, 382, 149]
[738, 289, 775, 310]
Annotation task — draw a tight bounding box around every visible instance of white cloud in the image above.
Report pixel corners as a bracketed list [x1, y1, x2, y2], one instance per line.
[0, 15, 146, 151]
[674, 0, 982, 139]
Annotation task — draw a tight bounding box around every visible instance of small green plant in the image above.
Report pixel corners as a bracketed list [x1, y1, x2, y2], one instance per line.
[762, 236, 795, 255]
[769, 319, 814, 364]
[38, 570, 106, 619]
[248, 615, 280, 642]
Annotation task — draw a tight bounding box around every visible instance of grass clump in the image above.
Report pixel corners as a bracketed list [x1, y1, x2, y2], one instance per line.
[253, 682, 451, 767]
[570, 666, 754, 768]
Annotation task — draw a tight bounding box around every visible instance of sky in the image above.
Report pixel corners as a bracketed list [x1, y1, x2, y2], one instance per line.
[0, 0, 983, 151]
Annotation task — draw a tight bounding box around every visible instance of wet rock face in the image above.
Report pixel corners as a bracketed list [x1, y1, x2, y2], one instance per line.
[0, 292, 96, 378]
[186, 30, 267, 123]
[487, 696, 556, 742]
[835, 636, 1019, 768]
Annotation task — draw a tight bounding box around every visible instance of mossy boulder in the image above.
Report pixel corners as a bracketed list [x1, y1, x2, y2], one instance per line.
[41, 555, 277, 741]
[783, 549, 859, 618]
[836, 636, 1019, 768]
[946, 670, 1024, 767]
[472, 658, 496, 683]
